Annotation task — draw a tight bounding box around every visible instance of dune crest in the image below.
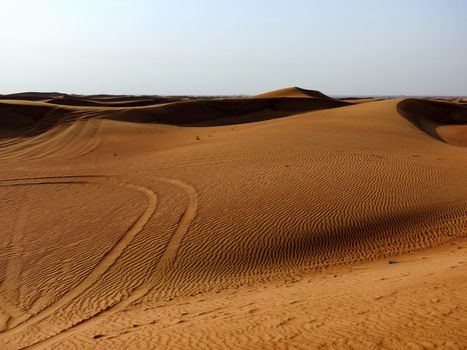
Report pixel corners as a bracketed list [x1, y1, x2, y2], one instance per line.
[252, 87, 332, 99]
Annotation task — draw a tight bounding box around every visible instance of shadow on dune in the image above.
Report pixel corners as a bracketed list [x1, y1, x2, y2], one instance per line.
[0, 92, 68, 101]
[46, 97, 186, 107]
[182, 202, 463, 279]
[0, 96, 350, 138]
[397, 98, 467, 145]
[110, 97, 349, 125]
[0, 103, 72, 138]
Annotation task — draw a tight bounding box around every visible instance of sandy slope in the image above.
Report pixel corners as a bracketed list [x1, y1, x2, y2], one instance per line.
[0, 90, 466, 349]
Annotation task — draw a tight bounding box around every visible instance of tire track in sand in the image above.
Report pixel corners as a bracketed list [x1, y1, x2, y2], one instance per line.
[0, 194, 31, 324]
[0, 176, 157, 338]
[24, 177, 198, 350]
[0, 118, 103, 162]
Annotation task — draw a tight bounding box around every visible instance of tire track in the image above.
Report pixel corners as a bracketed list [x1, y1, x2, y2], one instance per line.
[24, 177, 198, 350]
[148, 177, 199, 282]
[0, 177, 158, 339]
[0, 119, 103, 162]
[0, 194, 31, 324]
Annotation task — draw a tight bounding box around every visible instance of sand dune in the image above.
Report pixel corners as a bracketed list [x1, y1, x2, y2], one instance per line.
[0, 96, 349, 137]
[253, 86, 332, 99]
[397, 98, 467, 146]
[0, 89, 466, 349]
[45, 97, 186, 108]
[0, 92, 68, 101]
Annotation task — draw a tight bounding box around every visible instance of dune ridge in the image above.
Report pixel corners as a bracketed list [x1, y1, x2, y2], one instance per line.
[252, 87, 333, 99]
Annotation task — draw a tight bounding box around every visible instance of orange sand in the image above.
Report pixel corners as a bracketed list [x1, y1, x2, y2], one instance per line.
[0, 88, 466, 349]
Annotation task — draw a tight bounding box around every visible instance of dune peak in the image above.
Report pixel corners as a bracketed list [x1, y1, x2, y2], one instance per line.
[252, 86, 332, 99]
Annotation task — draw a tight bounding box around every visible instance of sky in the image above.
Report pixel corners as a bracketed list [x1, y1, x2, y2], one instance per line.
[0, 0, 466, 96]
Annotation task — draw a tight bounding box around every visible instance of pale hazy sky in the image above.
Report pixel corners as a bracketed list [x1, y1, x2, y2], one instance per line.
[1, 0, 466, 95]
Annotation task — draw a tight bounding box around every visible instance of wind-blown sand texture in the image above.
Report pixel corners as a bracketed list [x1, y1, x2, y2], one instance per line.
[0, 87, 466, 349]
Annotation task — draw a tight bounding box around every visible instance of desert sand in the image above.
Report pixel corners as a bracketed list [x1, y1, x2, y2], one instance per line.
[0, 87, 466, 349]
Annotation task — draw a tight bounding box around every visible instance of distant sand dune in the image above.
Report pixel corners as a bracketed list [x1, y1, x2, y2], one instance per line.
[46, 97, 186, 108]
[0, 96, 349, 138]
[252, 86, 333, 99]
